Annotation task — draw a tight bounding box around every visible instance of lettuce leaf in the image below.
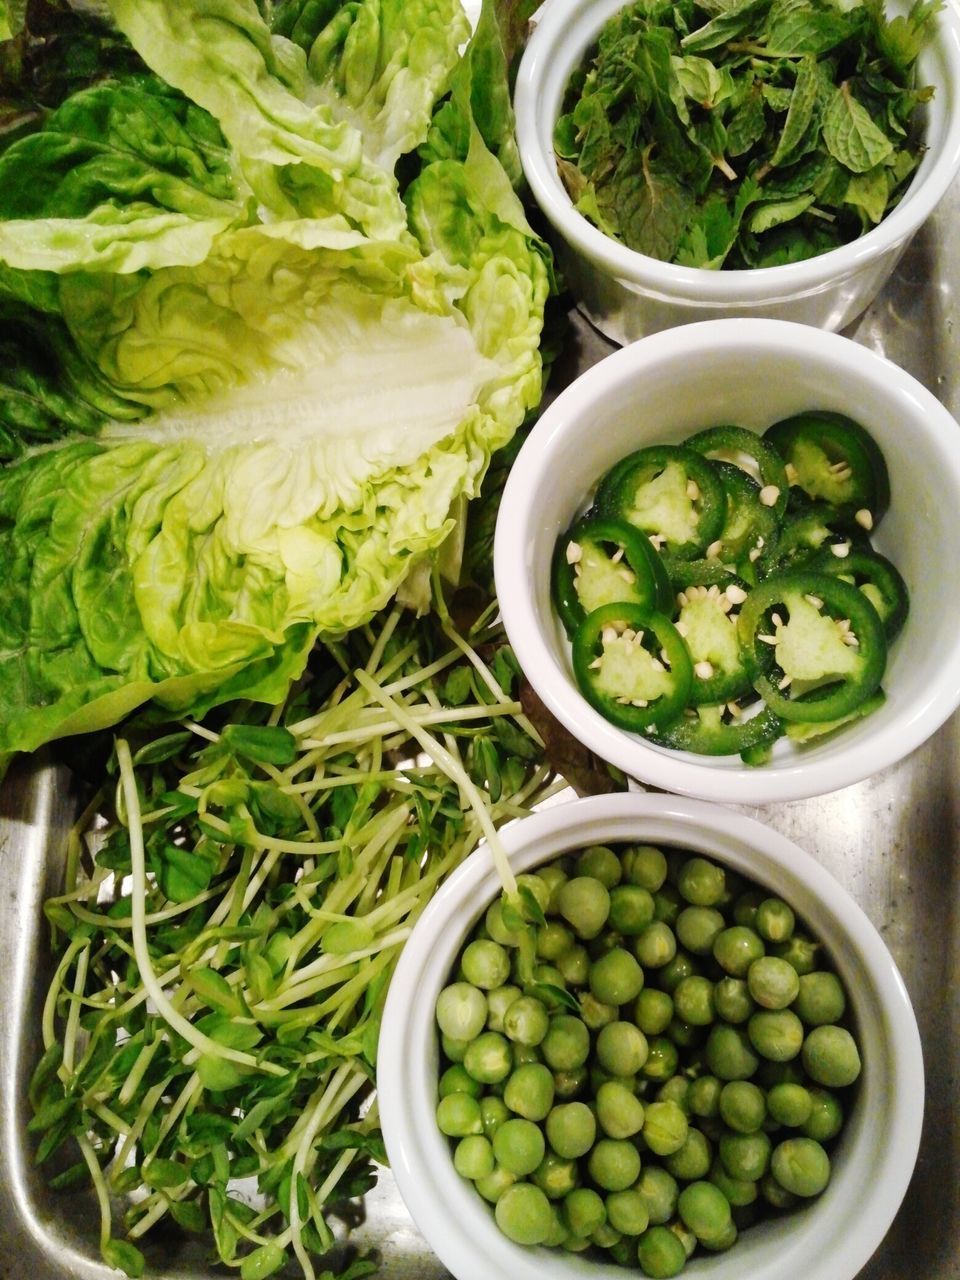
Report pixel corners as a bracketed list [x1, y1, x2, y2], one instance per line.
[0, 0, 551, 765]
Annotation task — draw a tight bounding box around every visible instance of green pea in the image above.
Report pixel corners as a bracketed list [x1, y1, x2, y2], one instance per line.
[474, 1164, 516, 1203]
[732, 889, 764, 928]
[580, 991, 618, 1031]
[436, 1092, 483, 1138]
[708, 1157, 758, 1207]
[637, 1166, 679, 1225]
[606, 1188, 650, 1236]
[746, 955, 800, 1009]
[596, 1079, 645, 1139]
[767, 1082, 813, 1128]
[676, 905, 726, 955]
[704, 1024, 760, 1081]
[536, 921, 575, 961]
[656, 1075, 690, 1113]
[672, 975, 715, 1026]
[588, 1138, 642, 1192]
[666, 1017, 704, 1050]
[802, 1024, 861, 1086]
[755, 897, 795, 943]
[609, 884, 657, 935]
[542, 1204, 568, 1248]
[760, 1171, 799, 1210]
[494, 1182, 554, 1245]
[597, 1020, 649, 1077]
[530, 964, 571, 1008]
[577, 845, 623, 887]
[794, 971, 847, 1026]
[713, 925, 765, 977]
[677, 1179, 732, 1244]
[771, 933, 820, 975]
[748, 1009, 805, 1062]
[656, 950, 699, 994]
[492, 1117, 545, 1177]
[438, 1063, 482, 1099]
[643, 1100, 688, 1156]
[676, 856, 726, 907]
[511, 1042, 540, 1068]
[480, 1095, 509, 1139]
[462, 1031, 513, 1084]
[664, 1127, 712, 1181]
[531, 1150, 578, 1199]
[699, 1219, 737, 1253]
[719, 1129, 771, 1182]
[641, 1036, 680, 1082]
[634, 922, 677, 969]
[553, 1066, 589, 1099]
[653, 884, 683, 926]
[436, 982, 487, 1041]
[637, 1225, 687, 1278]
[713, 976, 755, 1024]
[802, 1088, 844, 1141]
[536, 864, 568, 913]
[771, 1137, 831, 1197]
[545, 1101, 596, 1159]
[485, 984, 522, 1032]
[440, 1033, 470, 1063]
[560, 1234, 591, 1253]
[591, 1219, 622, 1250]
[634, 988, 674, 1036]
[453, 1134, 495, 1180]
[718, 1080, 766, 1134]
[687, 1074, 723, 1120]
[503, 995, 549, 1047]
[563, 1186, 606, 1237]
[555, 944, 590, 987]
[485, 898, 521, 946]
[623, 845, 668, 892]
[557, 876, 611, 939]
[461, 939, 511, 990]
[542, 1014, 591, 1072]
[503, 1062, 555, 1122]
[591, 946, 646, 1005]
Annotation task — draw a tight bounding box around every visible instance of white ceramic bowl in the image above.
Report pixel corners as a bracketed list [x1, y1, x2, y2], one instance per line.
[379, 793, 924, 1280]
[515, 0, 960, 343]
[492, 318, 960, 804]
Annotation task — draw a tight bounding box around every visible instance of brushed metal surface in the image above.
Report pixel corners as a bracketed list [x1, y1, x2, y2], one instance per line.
[1, 179, 958, 1278]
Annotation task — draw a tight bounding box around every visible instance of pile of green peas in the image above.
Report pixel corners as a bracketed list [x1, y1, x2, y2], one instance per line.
[433, 843, 862, 1277]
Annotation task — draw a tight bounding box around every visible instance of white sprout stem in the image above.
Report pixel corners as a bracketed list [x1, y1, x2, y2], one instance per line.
[77, 1133, 113, 1251]
[354, 670, 518, 898]
[116, 739, 287, 1079]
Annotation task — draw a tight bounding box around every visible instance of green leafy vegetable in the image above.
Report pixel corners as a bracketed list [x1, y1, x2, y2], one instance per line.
[0, 0, 553, 770]
[32, 606, 567, 1279]
[554, 0, 940, 268]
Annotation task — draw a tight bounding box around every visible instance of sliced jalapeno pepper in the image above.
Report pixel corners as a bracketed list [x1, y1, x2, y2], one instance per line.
[737, 571, 887, 723]
[572, 602, 693, 734]
[552, 515, 673, 636]
[764, 411, 890, 525]
[596, 445, 726, 561]
[804, 546, 909, 641]
[650, 703, 784, 756]
[756, 499, 864, 577]
[674, 579, 757, 706]
[686, 425, 789, 521]
[784, 689, 887, 742]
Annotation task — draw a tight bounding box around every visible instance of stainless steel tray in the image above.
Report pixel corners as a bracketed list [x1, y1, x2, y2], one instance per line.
[2, 180, 959, 1279]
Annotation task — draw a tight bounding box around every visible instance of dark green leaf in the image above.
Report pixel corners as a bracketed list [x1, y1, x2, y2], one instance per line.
[221, 723, 299, 766]
[101, 1238, 145, 1279]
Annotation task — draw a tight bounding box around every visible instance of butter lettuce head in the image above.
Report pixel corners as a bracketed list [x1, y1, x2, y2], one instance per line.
[0, 0, 551, 760]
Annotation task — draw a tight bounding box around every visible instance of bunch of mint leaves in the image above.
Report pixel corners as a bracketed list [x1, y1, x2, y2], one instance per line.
[553, 0, 940, 269]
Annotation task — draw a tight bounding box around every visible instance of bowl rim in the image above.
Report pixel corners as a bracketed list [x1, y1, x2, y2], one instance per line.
[377, 792, 925, 1280]
[514, 0, 960, 301]
[492, 317, 960, 804]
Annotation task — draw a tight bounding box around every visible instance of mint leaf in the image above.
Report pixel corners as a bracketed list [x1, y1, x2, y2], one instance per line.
[771, 56, 821, 166]
[822, 83, 895, 173]
[599, 148, 696, 260]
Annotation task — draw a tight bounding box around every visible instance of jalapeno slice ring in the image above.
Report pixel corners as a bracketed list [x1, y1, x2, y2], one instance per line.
[650, 703, 784, 757]
[764, 411, 890, 524]
[686, 425, 789, 522]
[552, 515, 673, 636]
[804, 546, 909, 641]
[737, 571, 887, 723]
[572, 603, 693, 734]
[596, 445, 726, 561]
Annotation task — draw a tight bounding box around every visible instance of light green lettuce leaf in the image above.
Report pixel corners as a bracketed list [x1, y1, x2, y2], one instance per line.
[106, 0, 410, 241]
